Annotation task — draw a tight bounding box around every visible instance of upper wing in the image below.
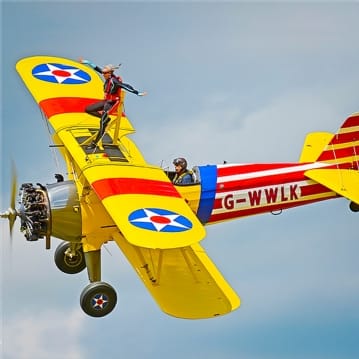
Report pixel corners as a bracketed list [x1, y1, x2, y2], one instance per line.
[113, 232, 240, 319]
[16, 55, 103, 118]
[16, 55, 135, 134]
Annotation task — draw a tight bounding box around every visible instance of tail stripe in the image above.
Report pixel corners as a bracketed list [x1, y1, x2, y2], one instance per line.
[340, 113, 359, 128]
[329, 131, 359, 145]
[318, 145, 359, 164]
[317, 113, 359, 163]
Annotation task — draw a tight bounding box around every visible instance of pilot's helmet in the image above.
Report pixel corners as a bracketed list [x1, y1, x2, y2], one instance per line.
[173, 157, 187, 170]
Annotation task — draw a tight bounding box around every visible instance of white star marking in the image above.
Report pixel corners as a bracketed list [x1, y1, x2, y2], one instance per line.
[93, 295, 108, 309]
[35, 64, 86, 83]
[130, 209, 190, 232]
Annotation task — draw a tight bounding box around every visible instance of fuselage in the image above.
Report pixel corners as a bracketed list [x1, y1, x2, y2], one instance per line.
[175, 162, 341, 225]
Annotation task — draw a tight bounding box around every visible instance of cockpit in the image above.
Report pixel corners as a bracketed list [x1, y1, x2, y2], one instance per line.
[165, 166, 201, 186]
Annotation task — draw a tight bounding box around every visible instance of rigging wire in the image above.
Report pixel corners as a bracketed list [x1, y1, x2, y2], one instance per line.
[352, 137, 359, 170]
[330, 136, 345, 191]
[40, 109, 62, 174]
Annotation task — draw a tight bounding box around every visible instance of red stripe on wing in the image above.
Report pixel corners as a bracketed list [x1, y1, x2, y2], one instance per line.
[39, 97, 126, 118]
[92, 178, 181, 200]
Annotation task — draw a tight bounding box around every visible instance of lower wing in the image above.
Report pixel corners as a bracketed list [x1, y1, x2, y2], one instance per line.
[113, 232, 240, 319]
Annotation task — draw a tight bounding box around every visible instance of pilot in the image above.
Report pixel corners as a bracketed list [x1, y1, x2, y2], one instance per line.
[172, 157, 194, 185]
[79, 58, 147, 149]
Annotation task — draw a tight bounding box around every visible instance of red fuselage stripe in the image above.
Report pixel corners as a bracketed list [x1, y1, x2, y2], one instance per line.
[216, 163, 302, 177]
[209, 196, 336, 223]
[92, 178, 181, 200]
[216, 170, 307, 192]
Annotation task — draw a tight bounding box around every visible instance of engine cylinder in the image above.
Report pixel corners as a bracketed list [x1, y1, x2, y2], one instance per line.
[19, 181, 82, 242]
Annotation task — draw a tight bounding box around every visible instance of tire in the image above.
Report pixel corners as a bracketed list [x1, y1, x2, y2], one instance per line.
[349, 201, 359, 212]
[54, 241, 86, 274]
[80, 282, 117, 317]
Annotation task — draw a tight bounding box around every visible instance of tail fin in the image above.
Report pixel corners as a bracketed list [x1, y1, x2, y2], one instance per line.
[300, 112, 359, 165]
[303, 112, 359, 205]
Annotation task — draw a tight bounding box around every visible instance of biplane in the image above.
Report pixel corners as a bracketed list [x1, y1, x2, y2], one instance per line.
[1, 56, 359, 319]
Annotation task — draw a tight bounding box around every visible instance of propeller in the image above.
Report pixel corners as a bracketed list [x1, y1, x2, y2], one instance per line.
[0, 164, 19, 244]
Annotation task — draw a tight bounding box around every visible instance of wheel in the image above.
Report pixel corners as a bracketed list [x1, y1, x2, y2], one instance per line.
[349, 201, 359, 212]
[80, 282, 117, 317]
[54, 241, 86, 274]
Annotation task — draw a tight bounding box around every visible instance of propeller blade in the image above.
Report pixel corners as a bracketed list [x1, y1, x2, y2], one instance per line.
[9, 163, 18, 235]
[10, 163, 17, 208]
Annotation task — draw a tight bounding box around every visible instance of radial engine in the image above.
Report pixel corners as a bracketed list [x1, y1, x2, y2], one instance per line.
[17, 180, 82, 248]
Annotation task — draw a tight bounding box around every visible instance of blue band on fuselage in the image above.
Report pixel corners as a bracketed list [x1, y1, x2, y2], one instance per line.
[196, 165, 217, 224]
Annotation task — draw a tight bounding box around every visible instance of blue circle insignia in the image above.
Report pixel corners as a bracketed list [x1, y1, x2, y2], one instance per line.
[129, 208, 193, 232]
[32, 63, 91, 84]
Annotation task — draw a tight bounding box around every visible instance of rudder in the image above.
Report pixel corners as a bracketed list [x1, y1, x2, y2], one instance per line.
[316, 112, 359, 165]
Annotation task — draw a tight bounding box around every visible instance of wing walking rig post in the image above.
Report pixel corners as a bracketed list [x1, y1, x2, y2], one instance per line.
[2, 55, 358, 319]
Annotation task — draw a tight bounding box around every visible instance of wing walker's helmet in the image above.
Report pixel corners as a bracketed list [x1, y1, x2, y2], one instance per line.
[173, 157, 187, 170]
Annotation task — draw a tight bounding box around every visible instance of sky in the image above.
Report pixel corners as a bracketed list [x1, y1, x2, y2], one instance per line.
[1, 1, 359, 358]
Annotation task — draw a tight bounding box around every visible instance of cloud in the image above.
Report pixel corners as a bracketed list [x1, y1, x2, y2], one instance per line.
[137, 74, 358, 170]
[3, 309, 86, 359]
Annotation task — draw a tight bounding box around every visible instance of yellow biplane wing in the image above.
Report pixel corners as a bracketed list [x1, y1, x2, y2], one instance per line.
[84, 163, 206, 249]
[16, 56, 103, 117]
[114, 234, 240, 319]
[15, 55, 134, 135]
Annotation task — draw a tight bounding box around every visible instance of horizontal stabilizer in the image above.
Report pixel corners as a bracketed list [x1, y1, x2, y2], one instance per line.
[299, 132, 334, 162]
[113, 232, 240, 319]
[305, 168, 359, 204]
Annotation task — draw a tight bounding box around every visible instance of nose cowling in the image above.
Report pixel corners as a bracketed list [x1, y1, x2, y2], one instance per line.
[19, 181, 82, 243]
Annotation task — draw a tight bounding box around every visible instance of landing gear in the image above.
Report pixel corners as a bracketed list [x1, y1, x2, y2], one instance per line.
[55, 244, 118, 317]
[349, 201, 359, 212]
[80, 282, 117, 317]
[54, 242, 86, 274]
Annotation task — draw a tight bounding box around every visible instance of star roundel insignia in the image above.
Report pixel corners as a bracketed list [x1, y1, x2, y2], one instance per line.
[91, 294, 109, 310]
[32, 63, 91, 84]
[129, 208, 193, 233]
